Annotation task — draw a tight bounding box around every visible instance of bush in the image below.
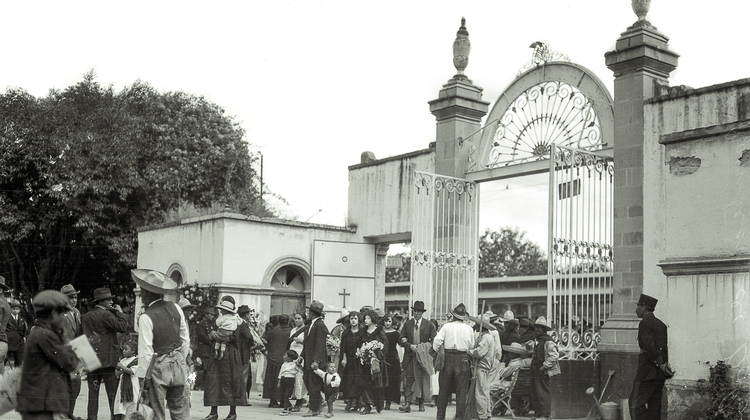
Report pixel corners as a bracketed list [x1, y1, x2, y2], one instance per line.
[696, 360, 749, 419]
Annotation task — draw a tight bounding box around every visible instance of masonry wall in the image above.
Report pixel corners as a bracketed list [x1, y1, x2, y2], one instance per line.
[347, 149, 434, 241]
[643, 79, 750, 417]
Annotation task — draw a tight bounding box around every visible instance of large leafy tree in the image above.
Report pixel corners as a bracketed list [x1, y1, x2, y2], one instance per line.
[0, 73, 271, 303]
[478, 227, 547, 277]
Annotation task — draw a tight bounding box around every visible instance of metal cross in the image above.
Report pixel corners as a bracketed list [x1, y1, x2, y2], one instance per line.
[339, 288, 351, 307]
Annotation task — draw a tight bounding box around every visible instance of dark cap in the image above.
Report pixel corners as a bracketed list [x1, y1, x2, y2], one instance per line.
[637, 294, 658, 310]
[237, 305, 251, 315]
[32, 290, 72, 314]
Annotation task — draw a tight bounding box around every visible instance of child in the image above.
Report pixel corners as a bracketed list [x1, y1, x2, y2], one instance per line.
[17, 290, 80, 419]
[314, 362, 341, 418]
[277, 349, 301, 416]
[214, 302, 241, 360]
[113, 341, 140, 420]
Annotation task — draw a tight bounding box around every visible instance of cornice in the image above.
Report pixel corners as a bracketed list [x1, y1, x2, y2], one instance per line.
[658, 255, 750, 275]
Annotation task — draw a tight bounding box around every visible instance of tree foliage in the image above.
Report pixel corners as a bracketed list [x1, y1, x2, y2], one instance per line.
[0, 72, 272, 304]
[478, 227, 547, 277]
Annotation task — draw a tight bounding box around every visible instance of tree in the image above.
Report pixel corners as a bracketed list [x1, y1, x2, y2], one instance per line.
[0, 73, 273, 304]
[478, 227, 547, 277]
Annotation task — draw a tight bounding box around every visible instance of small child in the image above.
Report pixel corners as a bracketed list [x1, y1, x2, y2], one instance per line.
[314, 362, 341, 418]
[113, 341, 140, 420]
[215, 309, 241, 360]
[277, 349, 301, 416]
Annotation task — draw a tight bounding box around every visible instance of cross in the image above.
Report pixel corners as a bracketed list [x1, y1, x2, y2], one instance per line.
[339, 288, 351, 307]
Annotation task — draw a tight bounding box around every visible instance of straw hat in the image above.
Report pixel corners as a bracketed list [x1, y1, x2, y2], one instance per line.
[215, 300, 236, 314]
[502, 342, 532, 356]
[534, 316, 552, 331]
[450, 303, 469, 321]
[336, 309, 350, 324]
[178, 298, 195, 312]
[131, 269, 179, 294]
[469, 315, 496, 331]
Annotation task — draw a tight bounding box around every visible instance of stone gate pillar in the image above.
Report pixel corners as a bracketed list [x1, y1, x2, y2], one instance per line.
[600, 2, 678, 411]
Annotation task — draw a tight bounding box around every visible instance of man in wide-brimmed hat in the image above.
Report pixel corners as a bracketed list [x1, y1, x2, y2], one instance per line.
[0, 276, 12, 375]
[81, 287, 133, 420]
[17, 290, 79, 420]
[133, 269, 190, 420]
[530, 316, 560, 420]
[398, 300, 437, 412]
[468, 315, 496, 420]
[433, 303, 474, 420]
[302, 300, 329, 417]
[631, 293, 670, 420]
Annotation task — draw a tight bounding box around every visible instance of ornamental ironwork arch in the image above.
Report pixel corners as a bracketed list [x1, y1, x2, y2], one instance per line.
[467, 62, 614, 175]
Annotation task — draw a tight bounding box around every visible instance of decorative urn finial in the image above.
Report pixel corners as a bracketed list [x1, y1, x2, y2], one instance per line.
[452, 17, 470, 79]
[631, 0, 651, 22]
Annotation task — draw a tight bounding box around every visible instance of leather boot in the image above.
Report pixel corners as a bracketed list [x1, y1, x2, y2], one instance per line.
[384, 401, 391, 410]
[419, 402, 425, 412]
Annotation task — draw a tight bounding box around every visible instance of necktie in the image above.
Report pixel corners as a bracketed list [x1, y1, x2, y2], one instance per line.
[414, 320, 421, 345]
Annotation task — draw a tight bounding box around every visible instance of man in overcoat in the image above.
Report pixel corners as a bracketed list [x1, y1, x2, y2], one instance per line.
[302, 300, 329, 417]
[81, 287, 133, 420]
[398, 300, 436, 412]
[630, 294, 670, 420]
[6, 299, 27, 367]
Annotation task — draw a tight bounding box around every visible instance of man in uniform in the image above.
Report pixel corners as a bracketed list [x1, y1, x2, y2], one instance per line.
[82, 287, 133, 420]
[134, 270, 190, 420]
[302, 300, 329, 417]
[432, 303, 474, 420]
[630, 294, 670, 420]
[61, 284, 84, 420]
[398, 300, 437, 412]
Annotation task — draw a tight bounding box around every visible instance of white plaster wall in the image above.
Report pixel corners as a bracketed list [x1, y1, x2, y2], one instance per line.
[348, 150, 434, 240]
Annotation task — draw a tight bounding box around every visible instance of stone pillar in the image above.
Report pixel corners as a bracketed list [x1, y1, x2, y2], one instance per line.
[428, 18, 489, 178]
[599, 3, 678, 407]
[375, 243, 389, 310]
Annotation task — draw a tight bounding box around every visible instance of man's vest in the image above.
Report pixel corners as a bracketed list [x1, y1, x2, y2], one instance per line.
[145, 300, 181, 356]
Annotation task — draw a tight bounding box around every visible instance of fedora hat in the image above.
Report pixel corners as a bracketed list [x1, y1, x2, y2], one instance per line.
[469, 315, 496, 331]
[0, 276, 10, 291]
[237, 305, 251, 315]
[60, 284, 80, 296]
[637, 293, 658, 310]
[32, 290, 72, 314]
[336, 309, 350, 324]
[450, 303, 469, 321]
[131, 269, 179, 294]
[215, 300, 236, 314]
[308, 300, 324, 315]
[519, 318, 531, 327]
[411, 301, 426, 312]
[502, 342, 532, 356]
[534, 316, 552, 331]
[178, 298, 195, 312]
[92, 287, 113, 303]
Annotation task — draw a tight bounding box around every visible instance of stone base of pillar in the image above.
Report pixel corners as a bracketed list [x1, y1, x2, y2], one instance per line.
[598, 313, 641, 419]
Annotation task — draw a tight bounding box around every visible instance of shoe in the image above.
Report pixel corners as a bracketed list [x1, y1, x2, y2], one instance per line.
[269, 401, 280, 408]
[360, 405, 372, 415]
[302, 410, 321, 417]
[279, 412, 289, 417]
[399, 403, 411, 413]
[419, 402, 425, 412]
[384, 401, 391, 410]
[223, 415, 237, 420]
[203, 415, 219, 420]
[291, 406, 301, 412]
[323, 413, 334, 418]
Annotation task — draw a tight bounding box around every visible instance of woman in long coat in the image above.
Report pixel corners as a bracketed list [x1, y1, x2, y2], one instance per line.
[355, 308, 389, 414]
[203, 296, 247, 420]
[381, 314, 401, 410]
[339, 310, 361, 412]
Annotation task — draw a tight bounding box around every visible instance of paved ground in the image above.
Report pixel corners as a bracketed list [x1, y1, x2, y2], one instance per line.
[0, 382, 593, 419]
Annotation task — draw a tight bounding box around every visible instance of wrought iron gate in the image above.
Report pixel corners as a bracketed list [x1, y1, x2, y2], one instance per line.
[411, 171, 478, 320]
[548, 144, 614, 360]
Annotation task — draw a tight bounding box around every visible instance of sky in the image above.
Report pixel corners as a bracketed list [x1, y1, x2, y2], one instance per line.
[2, 0, 749, 250]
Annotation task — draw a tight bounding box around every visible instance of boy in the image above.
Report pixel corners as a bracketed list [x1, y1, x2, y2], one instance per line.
[277, 349, 301, 416]
[17, 290, 80, 420]
[313, 362, 341, 418]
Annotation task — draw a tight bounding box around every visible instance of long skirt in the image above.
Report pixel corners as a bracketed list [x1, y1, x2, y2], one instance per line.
[291, 370, 307, 400]
[383, 357, 401, 403]
[339, 358, 360, 400]
[203, 345, 247, 407]
[262, 360, 282, 400]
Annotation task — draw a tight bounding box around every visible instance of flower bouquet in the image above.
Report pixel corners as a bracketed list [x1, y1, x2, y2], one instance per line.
[355, 340, 384, 365]
[326, 334, 340, 356]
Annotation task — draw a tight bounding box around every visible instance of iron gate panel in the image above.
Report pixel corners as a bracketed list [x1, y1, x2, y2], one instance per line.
[548, 144, 614, 360]
[411, 171, 478, 321]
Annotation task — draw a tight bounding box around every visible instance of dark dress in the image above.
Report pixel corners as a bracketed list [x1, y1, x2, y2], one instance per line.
[338, 326, 361, 400]
[355, 326, 389, 410]
[263, 325, 292, 401]
[203, 328, 248, 407]
[383, 330, 401, 404]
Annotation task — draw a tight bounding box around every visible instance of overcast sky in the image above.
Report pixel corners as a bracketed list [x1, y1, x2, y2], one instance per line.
[3, 0, 748, 249]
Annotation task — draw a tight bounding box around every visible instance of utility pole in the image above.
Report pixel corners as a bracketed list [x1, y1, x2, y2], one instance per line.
[259, 152, 264, 210]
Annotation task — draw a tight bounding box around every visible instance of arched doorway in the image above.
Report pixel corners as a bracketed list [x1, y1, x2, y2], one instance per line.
[264, 256, 311, 316]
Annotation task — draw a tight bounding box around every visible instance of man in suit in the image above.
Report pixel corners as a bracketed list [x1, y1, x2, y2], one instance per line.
[82, 287, 133, 420]
[0, 276, 12, 375]
[398, 300, 437, 412]
[302, 300, 329, 417]
[6, 299, 26, 368]
[630, 294, 670, 420]
[61, 284, 84, 420]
